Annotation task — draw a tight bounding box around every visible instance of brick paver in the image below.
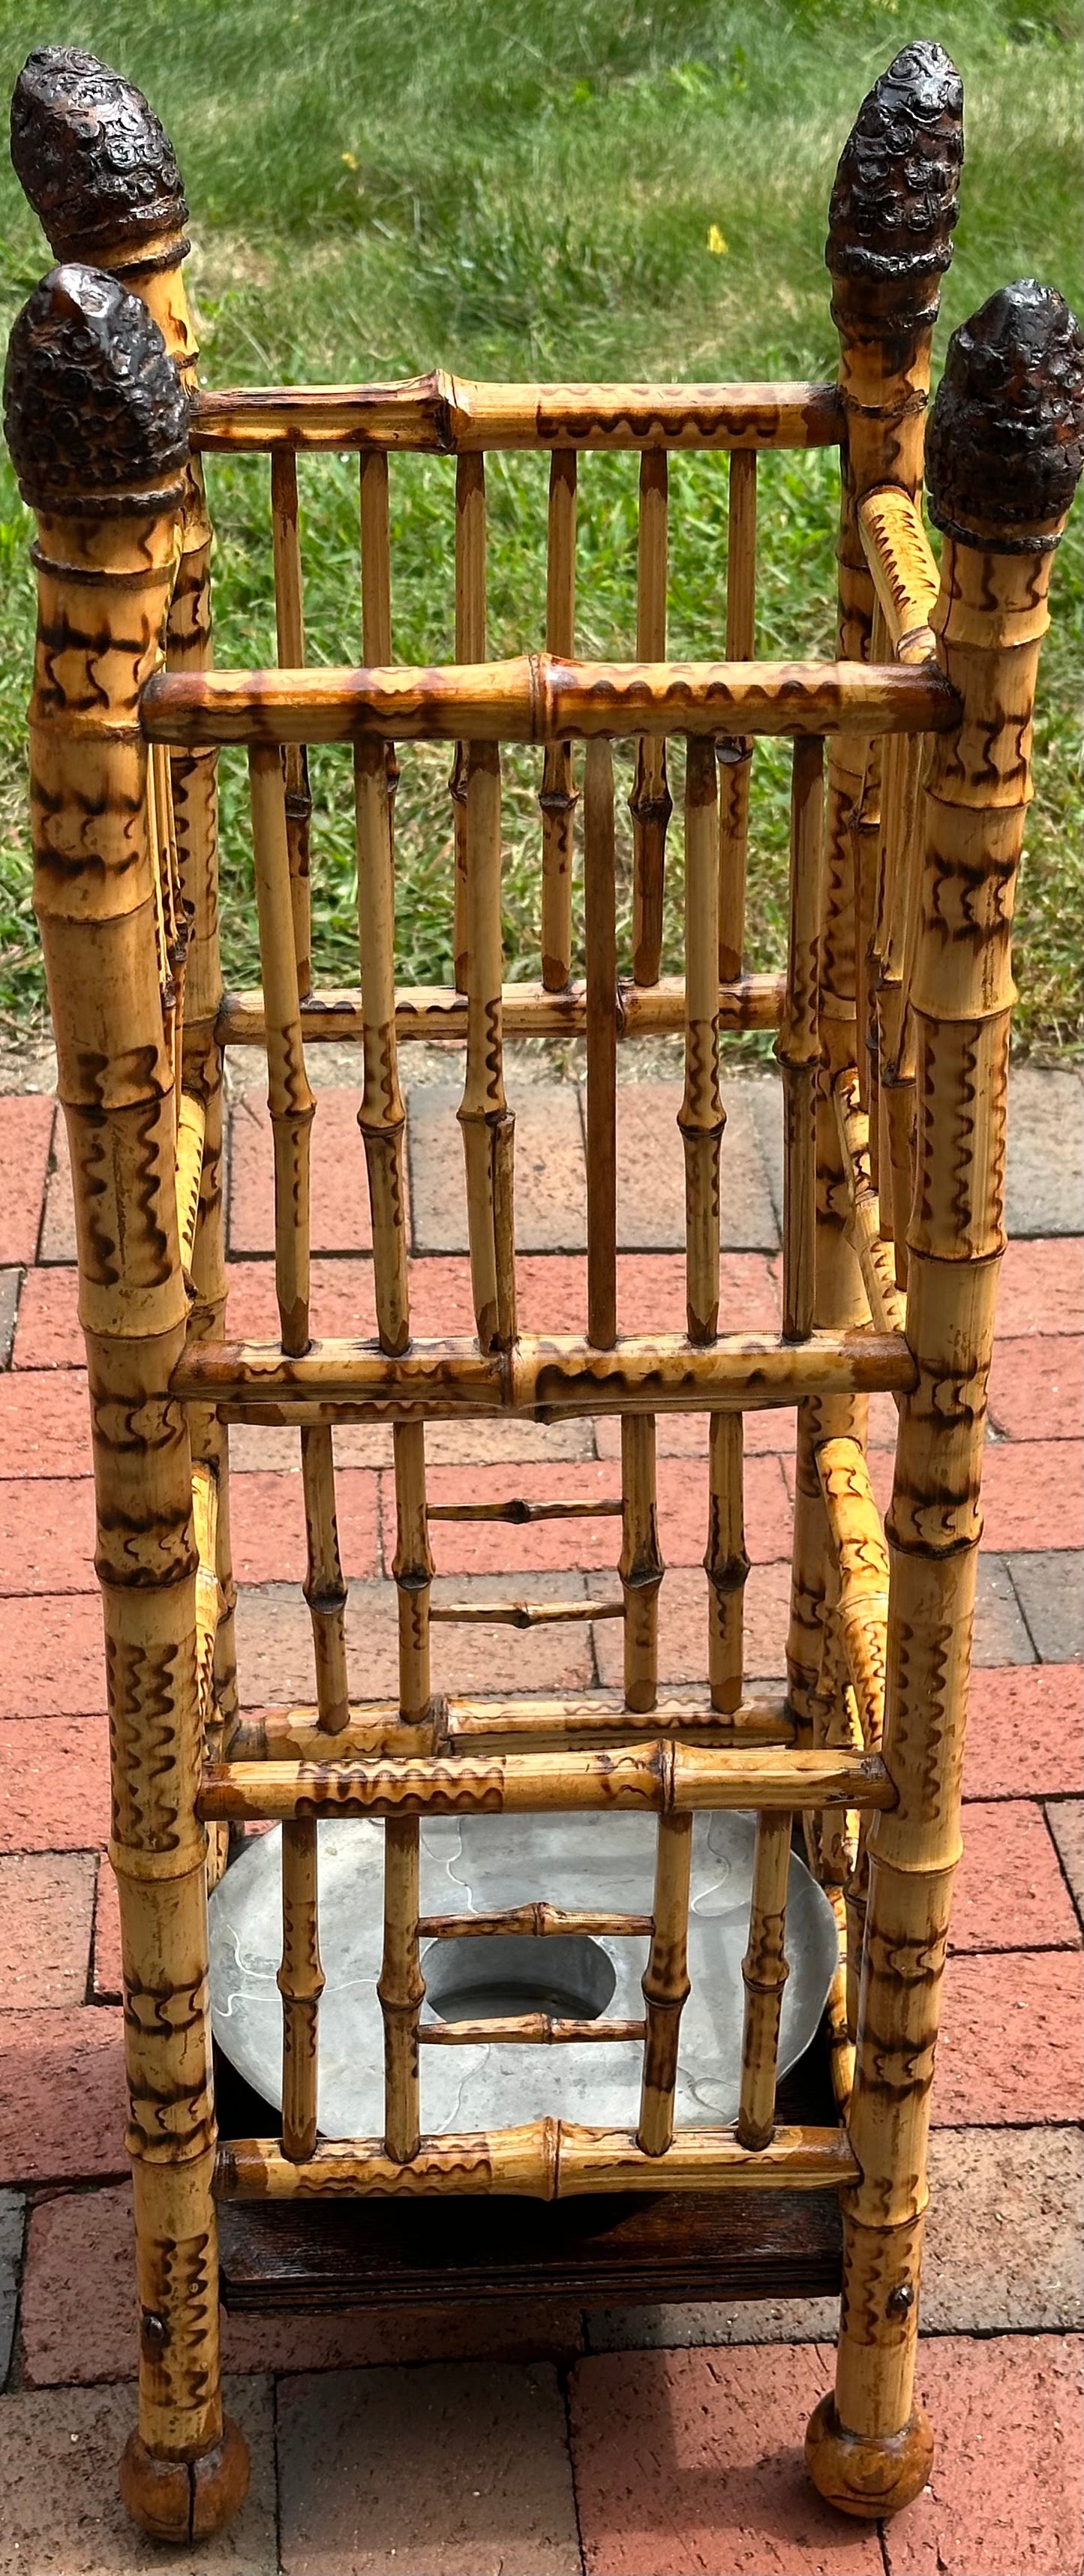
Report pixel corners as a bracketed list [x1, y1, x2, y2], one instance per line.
[0, 2007, 127, 2186]
[1046, 1797, 1083, 1922]
[0, 1595, 107, 1719]
[0, 1096, 53, 1268]
[0, 1716, 110, 1849]
[410, 1082, 589, 1255]
[952, 1800, 1082, 1952]
[934, 1948, 1083, 2124]
[989, 1334, 1083, 1440]
[962, 1664, 1083, 1799]
[0, 2375, 277, 2575]
[0, 1854, 95, 2008]
[0, 2194, 22, 2383]
[0, 1369, 90, 1475]
[1007, 1550, 1084, 1661]
[880, 2334, 1082, 2576]
[0, 1273, 20, 1368]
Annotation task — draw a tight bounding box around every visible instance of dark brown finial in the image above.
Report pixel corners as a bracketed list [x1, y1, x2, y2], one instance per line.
[3, 263, 190, 514]
[11, 47, 187, 261]
[926, 280, 1084, 548]
[826, 41, 963, 285]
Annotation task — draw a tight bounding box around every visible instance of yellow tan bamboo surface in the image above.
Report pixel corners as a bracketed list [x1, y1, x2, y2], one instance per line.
[359, 447, 399, 828]
[680, 736, 722, 1343]
[379, 1815, 424, 2161]
[270, 449, 312, 994]
[718, 446, 757, 978]
[422, 2012, 646, 2047]
[808, 280, 1084, 2523]
[452, 452, 487, 988]
[429, 1596, 622, 1628]
[540, 449, 578, 987]
[216, 2121, 859, 2200]
[175, 1091, 206, 1282]
[458, 741, 516, 1351]
[620, 1416, 662, 1714]
[857, 487, 938, 661]
[872, 724, 926, 1286]
[417, 1904, 654, 1940]
[194, 374, 845, 453]
[833, 1071, 905, 1336]
[778, 736, 824, 1340]
[198, 1741, 895, 1822]
[299, 1425, 350, 1730]
[353, 740, 410, 1354]
[630, 450, 671, 983]
[220, 969, 786, 1047]
[705, 1413, 749, 1715]
[278, 1818, 323, 2159]
[737, 1811, 791, 2149]
[638, 1811, 692, 2153]
[853, 654, 884, 1126]
[143, 653, 956, 748]
[231, 1691, 794, 1762]
[191, 1459, 221, 1736]
[584, 735, 618, 1349]
[173, 1327, 917, 1417]
[815, 1435, 888, 1753]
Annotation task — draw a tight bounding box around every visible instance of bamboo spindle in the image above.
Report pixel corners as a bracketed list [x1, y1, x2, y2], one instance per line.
[705, 1413, 749, 1714]
[278, 1818, 323, 2157]
[787, 42, 962, 1741]
[539, 449, 578, 989]
[452, 452, 487, 990]
[380, 1813, 425, 2163]
[11, 50, 244, 1779]
[808, 281, 1084, 2520]
[718, 446, 757, 978]
[875, 725, 925, 1288]
[270, 449, 313, 997]
[359, 449, 399, 828]
[217, 2122, 858, 2202]
[4, 260, 248, 2536]
[353, 741, 410, 1356]
[584, 735, 617, 1349]
[637, 1811, 693, 2154]
[737, 1811, 791, 2149]
[629, 452, 671, 984]
[458, 743, 516, 1350]
[679, 738, 722, 1345]
[778, 738, 824, 1341]
[620, 1416, 662, 1717]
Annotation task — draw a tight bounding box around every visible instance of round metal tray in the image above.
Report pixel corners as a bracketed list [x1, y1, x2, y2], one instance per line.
[209, 1811, 839, 2138]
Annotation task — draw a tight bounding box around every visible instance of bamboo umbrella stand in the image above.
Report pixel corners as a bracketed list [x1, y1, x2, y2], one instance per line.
[4, 35, 1082, 2544]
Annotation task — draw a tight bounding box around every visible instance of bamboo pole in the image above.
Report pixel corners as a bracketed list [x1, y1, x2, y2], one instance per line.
[200, 1742, 896, 1823]
[270, 449, 313, 994]
[422, 2013, 645, 2046]
[778, 737, 824, 1340]
[705, 1414, 749, 1715]
[278, 1818, 323, 2158]
[584, 737, 618, 1349]
[833, 1072, 905, 1336]
[194, 376, 845, 453]
[737, 1812, 791, 2150]
[218, 969, 786, 1048]
[354, 741, 410, 1354]
[638, 1811, 693, 2154]
[680, 738, 722, 1344]
[630, 452, 671, 983]
[787, 41, 962, 1746]
[217, 2121, 859, 2200]
[451, 452, 487, 989]
[233, 1691, 794, 1761]
[807, 281, 1084, 2520]
[718, 447, 757, 978]
[857, 488, 938, 661]
[359, 449, 399, 826]
[5, 258, 247, 2538]
[458, 742, 515, 1350]
[539, 449, 578, 988]
[620, 1417, 662, 1715]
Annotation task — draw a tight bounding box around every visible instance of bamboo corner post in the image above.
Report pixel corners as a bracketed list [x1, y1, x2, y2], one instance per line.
[11, 47, 238, 1766]
[786, 41, 963, 1734]
[2, 267, 248, 2540]
[806, 282, 1084, 2520]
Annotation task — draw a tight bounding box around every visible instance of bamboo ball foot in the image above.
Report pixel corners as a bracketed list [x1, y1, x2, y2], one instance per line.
[119, 2416, 250, 2541]
[804, 2394, 933, 2520]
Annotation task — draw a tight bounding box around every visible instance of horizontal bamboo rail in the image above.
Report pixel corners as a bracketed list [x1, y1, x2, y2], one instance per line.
[193, 374, 844, 454]
[417, 1904, 654, 1939]
[232, 1691, 795, 1760]
[172, 1328, 917, 1417]
[428, 1598, 623, 1627]
[857, 486, 939, 661]
[218, 971, 785, 1047]
[198, 1742, 895, 1822]
[421, 2014, 647, 2046]
[215, 2121, 858, 2199]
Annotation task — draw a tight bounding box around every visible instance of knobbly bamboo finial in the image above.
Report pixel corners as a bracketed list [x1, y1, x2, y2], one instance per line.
[4, 260, 189, 510]
[825, 40, 963, 292]
[11, 47, 187, 260]
[926, 277, 1084, 545]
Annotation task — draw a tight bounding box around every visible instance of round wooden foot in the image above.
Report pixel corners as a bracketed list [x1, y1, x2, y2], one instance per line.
[805, 2394, 933, 2520]
[119, 2415, 249, 2541]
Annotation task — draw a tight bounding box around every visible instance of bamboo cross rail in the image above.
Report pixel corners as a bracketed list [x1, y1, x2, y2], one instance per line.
[8, 32, 1082, 2553]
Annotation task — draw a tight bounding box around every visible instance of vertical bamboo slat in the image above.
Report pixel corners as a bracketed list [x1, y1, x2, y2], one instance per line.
[278, 1817, 323, 2157]
[540, 449, 578, 989]
[248, 751, 315, 1357]
[458, 744, 515, 1350]
[737, 1811, 791, 2150]
[807, 282, 1084, 2520]
[5, 258, 248, 2536]
[354, 741, 410, 1354]
[778, 738, 824, 1340]
[584, 736, 617, 1350]
[705, 1414, 749, 1714]
[679, 737, 722, 1344]
[637, 1810, 693, 2154]
[452, 452, 487, 989]
[629, 452, 671, 984]
[620, 1416, 662, 1715]
[718, 446, 757, 979]
[359, 448, 399, 833]
[270, 449, 313, 998]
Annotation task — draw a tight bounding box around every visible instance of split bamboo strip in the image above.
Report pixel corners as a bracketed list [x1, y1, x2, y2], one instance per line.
[359, 449, 398, 826]
[353, 741, 410, 1354]
[379, 1816, 424, 2161]
[199, 1741, 896, 1822]
[620, 1417, 662, 1715]
[737, 1812, 791, 2150]
[233, 1689, 794, 1761]
[248, 749, 315, 1357]
[270, 449, 312, 994]
[638, 1811, 693, 2154]
[194, 375, 845, 454]
[778, 737, 824, 1340]
[857, 486, 938, 661]
[429, 1496, 622, 1525]
[175, 1092, 206, 1283]
[416, 1904, 654, 1939]
[4, 248, 245, 2528]
[539, 449, 578, 987]
[816, 1435, 888, 1754]
[422, 2014, 645, 2047]
[584, 736, 618, 1349]
[680, 737, 722, 1344]
[705, 1414, 749, 1715]
[630, 451, 671, 982]
[143, 654, 955, 750]
[278, 1818, 323, 2159]
[718, 447, 757, 978]
[217, 2121, 858, 2200]
[853, 664, 884, 1125]
[191, 1462, 221, 1736]
[809, 278, 1083, 2522]
[458, 741, 515, 1350]
[873, 726, 926, 1288]
[299, 1426, 350, 1730]
[429, 1597, 621, 1627]
[218, 969, 785, 1047]
[393, 1420, 434, 1719]
[173, 1327, 917, 1417]
[833, 1072, 905, 1336]
[452, 452, 487, 988]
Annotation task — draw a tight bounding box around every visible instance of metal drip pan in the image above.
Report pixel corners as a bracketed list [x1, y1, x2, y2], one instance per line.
[209, 1812, 839, 2139]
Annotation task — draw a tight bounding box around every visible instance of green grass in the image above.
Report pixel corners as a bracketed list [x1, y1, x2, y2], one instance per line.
[0, 0, 1080, 1048]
